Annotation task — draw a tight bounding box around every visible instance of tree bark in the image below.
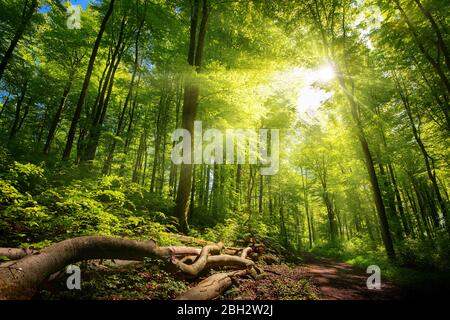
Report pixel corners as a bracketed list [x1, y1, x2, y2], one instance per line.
[102, 15, 144, 174]
[176, 270, 247, 300]
[81, 15, 128, 162]
[174, 0, 209, 233]
[394, 0, 450, 96]
[62, 0, 116, 161]
[9, 80, 28, 140]
[0, 0, 38, 81]
[394, 71, 449, 229]
[412, 0, 450, 75]
[44, 70, 76, 154]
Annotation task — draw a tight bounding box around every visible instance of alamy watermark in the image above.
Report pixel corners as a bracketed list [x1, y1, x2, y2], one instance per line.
[171, 121, 280, 176]
[366, 265, 381, 290]
[66, 265, 81, 290]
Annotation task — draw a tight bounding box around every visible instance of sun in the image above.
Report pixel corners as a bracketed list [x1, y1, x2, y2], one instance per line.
[316, 64, 336, 82]
[304, 64, 336, 83]
[297, 64, 335, 117]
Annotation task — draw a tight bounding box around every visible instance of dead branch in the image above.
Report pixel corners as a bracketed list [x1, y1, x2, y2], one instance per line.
[172, 242, 224, 277]
[176, 270, 248, 300]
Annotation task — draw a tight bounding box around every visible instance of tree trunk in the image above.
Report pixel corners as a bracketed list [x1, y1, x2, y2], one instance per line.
[301, 169, 313, 249]
[0, 0, 38, 81]
[394, 71, 449, 229]
[174, 0, 209, 233]
[82, 15, 127, 162]
[9, 80, 28, 140]
[413, 0, 450, 75]
[258, 173, 263, 213]
[394, 0, 450, 96]
[44, 70, 76, 154]
[62, 0, 116, 161]
[0, 95, 10, 118]
[338, 73, 395, 259]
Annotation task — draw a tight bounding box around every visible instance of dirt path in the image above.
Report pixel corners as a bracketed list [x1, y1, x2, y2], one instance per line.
[298, 253, 404, 300]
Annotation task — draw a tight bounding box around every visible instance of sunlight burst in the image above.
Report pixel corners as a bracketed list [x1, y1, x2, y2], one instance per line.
[316, 64, 336, 82]
[297, 64, 335, 117]
[297, 86, 333, 117]
[304, 64, 336, 84]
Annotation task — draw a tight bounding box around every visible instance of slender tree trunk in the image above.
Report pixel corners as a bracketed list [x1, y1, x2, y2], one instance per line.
[258, 173, 263, 213]
[62, 0, 116, 161]
[9, 80, 28, 140]
[151, 95, 165, 192]
[0, 95, 10, 118]
[279, 197, 288, 248]
[203, 165, 210, 209]
[412, 178, 434, 239]
[189, 165, 197, 218]
[82, 17, 127, 162]
[337, 69, 395, 258]
[174, 0, 209, 233]
[388, 164, 410, 236]
[301, 169, 313, 249]
[378, 163, 404, 240]
[119, 80, 139, 176]
[404, 186, 426, 240]
[246, 165, 255, 214]
[413, 0, 450, 75]
[394, 72, 449, 229]
[133, 129, 147, 183]
[15, 98, 31, 135]
[44, 70, 76, 154]
[159, 123, 168, 194]
[394, 0, 450, 96]
[103, 16, 145, 174]
[0, 0, 38, 81]
[169, 83, 182, 197]
[234, 164, 242, 210]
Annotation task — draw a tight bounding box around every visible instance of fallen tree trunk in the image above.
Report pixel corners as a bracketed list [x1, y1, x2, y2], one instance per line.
[0, 236, 263, 300]
[176, 270, 248, 300]
[0, 236, 202, 300]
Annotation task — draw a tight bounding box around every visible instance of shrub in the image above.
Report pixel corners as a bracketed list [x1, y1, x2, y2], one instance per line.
[5, 162, 46, 194]
[0, 178, 22, 205]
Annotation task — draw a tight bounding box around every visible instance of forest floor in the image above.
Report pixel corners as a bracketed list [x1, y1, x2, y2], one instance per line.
[36, 252, 412, 300]
[296, 253, 403, 300]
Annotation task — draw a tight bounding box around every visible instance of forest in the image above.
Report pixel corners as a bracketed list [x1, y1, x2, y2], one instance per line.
[0, 0, 449, 301]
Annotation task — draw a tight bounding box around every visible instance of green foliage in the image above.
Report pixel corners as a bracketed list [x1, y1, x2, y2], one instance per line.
[196, 218, 241, 245]
[0, 158, 177, 247]
[4, 162, 46, 194]
[39, 260, 188, 300]
[191, 213, 273, 247]
[0, 178, 22, 205]
[396, 232, 450, 272]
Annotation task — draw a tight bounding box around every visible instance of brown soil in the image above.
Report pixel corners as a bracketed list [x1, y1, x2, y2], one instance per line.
[298, 253, 404, 300]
